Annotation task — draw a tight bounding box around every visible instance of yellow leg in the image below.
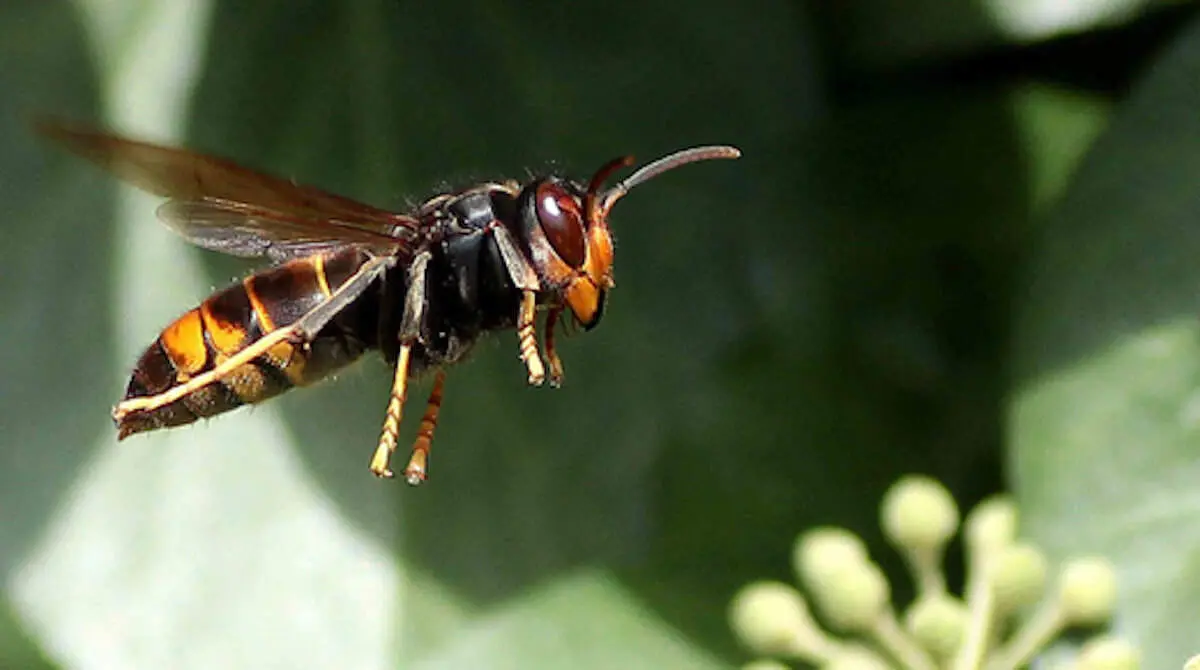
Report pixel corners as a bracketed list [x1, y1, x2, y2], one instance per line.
[517, 289, 545, 386]
[114, 254, 394, 422]
[113, 324, 301, 420]
[402, 370, 446, 486]
[369, 343, 412, 479]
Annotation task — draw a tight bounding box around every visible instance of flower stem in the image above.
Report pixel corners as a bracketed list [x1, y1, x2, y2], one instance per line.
[952, 549, 994, 670]
[906, 546, 947, 598]
[984, 599, 1064, 670]
[871, 609, 936, 670]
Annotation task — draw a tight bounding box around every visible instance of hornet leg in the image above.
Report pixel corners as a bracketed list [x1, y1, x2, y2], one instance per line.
[487, 221, 546, 386]
[543, 307, 564, 388]
[369, 251, 430, 479]
[401, 370, 446, 486]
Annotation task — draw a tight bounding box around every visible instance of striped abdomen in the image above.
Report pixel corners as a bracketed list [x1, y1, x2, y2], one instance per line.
[116, 248, 380, 439]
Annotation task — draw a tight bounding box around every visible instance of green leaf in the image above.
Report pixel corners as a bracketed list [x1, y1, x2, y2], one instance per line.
[411, 569, 724, 670]
[1010, 83, 1111, 216]
[5, 0, 1140, 667]
[1013, 14, 1200, 668]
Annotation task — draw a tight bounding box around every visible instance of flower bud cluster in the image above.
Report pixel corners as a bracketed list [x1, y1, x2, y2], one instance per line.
[728, 475, 1136, 670]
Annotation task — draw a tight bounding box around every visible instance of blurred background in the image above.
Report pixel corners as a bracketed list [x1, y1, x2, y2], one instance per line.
[3, 0, 1200, 668]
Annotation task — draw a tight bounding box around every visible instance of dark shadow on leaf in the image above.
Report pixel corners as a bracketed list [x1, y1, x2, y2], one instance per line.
[1014, 17, 1200, 384]
[621, 85, 1032, 655]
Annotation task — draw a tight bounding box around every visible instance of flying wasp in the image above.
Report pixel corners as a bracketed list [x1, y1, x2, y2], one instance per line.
[38, 120, 740, 484]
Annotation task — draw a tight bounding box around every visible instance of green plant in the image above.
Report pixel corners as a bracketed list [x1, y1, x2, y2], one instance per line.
[5, 1, 1200, 668]
[730, 476, 1135, 670]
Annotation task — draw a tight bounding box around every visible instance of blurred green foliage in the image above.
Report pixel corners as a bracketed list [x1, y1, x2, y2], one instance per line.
[2, 0, 1199, 668]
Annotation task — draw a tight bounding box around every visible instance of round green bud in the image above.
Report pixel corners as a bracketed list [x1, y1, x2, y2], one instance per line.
[812, 558, 891, 633]
[1075, 635, 1140, 670]
[880, 475, 960, 553]
[990, 542, 1049, 614]
[964, 495, 1018, 556]
[794, 527, 869, 589]
[1059, 557, 1118, 626]
[741, 661, 792, 670]
[729, 581, 816, 657]
[819, 646, 893, 670]
[904, 593, 967, 658]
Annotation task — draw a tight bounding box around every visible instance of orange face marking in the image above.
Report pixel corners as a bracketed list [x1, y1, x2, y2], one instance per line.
[200, 300, 249, 356]
[563, 221, 614, 327]
[585, 222, 614, 286]
[564, 277, 601, 326]
[159, 308, 208, 378]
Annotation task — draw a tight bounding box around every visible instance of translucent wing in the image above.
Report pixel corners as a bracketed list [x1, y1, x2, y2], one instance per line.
[37, 119, 419, 259]
[157, 199, 413, 262]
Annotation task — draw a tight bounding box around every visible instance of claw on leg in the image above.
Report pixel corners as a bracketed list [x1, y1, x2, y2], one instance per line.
[402, 369, 446, 486]
[370, 343, 412, 479]
[517, 289, 545, 386]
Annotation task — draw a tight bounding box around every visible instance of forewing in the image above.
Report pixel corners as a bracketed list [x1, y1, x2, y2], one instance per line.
[158, 199, 413, 262]
[36, 119, 421, 257]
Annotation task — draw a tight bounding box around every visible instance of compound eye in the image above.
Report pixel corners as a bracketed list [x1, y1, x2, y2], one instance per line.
[535, 181, 587, 268]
